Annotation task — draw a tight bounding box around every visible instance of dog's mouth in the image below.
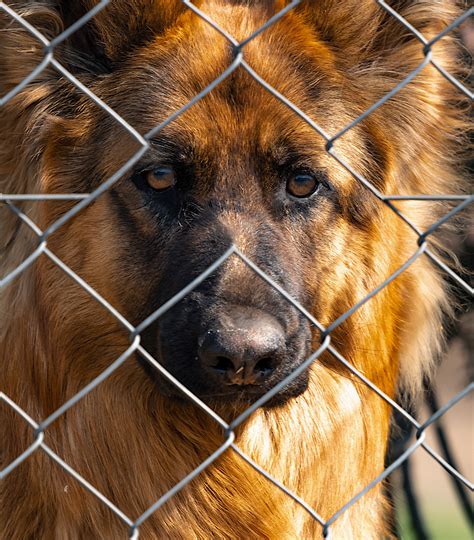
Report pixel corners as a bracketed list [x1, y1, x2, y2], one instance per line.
[137, 346, 312, 408]
[197, 377, 310, 407]
[138, 296, 314, 407]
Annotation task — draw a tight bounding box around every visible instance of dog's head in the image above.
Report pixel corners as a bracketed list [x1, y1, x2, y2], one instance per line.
[0, 0, 462, 405]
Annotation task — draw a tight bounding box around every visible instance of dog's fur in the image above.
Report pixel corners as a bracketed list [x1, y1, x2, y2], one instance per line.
[0, 1, 467, 538]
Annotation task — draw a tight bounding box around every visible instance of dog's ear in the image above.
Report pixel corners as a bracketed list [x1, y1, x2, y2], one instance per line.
[0, 0, 184, 197]
[296, 0, 465, 195]
[0, 1, 186, 80]
[295, 0, 381, 60]
[297, 0, 460, 61]
[54, 0, 187, 72]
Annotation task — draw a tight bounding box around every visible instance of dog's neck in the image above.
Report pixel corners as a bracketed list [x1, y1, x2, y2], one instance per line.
[2, 300, 392, 538]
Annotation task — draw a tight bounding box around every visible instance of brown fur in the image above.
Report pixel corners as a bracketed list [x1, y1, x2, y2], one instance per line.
[0, 1, 468, 538]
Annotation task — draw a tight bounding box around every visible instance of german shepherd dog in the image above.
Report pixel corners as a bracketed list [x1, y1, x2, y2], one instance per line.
[0, 1, 467, 538]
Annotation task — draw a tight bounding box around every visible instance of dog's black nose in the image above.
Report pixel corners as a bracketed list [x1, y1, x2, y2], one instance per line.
[198, 306, 285, 385]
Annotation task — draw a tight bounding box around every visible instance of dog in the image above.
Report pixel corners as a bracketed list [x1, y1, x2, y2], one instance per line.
[0, 1, 466, 538]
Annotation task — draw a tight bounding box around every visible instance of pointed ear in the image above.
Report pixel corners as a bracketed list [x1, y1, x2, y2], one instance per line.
[296, 0, 382, 60]
[297, 0, 465, 196]
[296, 0, 460, 62]
[0, 0, 183, 198]
[0, 1, 186, 81]
[54, 0, 187, 71]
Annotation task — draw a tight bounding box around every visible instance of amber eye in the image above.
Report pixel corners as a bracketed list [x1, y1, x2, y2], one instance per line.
[145, 167, 176, 191]
[286, 174, 320, 198]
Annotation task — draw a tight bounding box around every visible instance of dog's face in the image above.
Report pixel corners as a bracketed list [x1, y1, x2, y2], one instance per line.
[30, 0, 438, 405]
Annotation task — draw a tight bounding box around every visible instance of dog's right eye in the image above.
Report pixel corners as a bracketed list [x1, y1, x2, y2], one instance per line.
[145, 167, 176, 191]
[286, 173, 321, 199]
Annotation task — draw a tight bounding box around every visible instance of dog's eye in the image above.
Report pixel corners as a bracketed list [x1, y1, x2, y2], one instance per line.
[286, 174, 320, 198]
[145, 167, 176, 191]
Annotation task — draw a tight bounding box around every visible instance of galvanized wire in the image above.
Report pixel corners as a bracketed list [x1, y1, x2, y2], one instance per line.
[1, 1, 472, 538]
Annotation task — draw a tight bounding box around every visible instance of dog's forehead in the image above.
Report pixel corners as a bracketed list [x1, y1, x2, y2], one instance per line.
[112, 6, 341, 155]
[98, 2, 359, 187]
[175, 0, 294, 45]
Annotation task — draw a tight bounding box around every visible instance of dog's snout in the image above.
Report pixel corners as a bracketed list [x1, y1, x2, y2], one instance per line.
[198, 307, 285, 386]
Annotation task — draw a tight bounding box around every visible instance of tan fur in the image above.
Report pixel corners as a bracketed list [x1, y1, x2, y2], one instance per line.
[0, 1, 468, 538]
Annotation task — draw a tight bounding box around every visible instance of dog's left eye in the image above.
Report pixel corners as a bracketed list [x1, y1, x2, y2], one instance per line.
[286, 174, 321, 198]
[145, 167, 176, 191]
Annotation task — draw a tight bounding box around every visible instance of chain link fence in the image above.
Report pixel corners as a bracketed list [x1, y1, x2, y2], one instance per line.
[0, 1, 472, 538]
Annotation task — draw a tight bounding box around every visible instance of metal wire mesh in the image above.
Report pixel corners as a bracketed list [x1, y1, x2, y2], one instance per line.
[1, 1, 472, 538]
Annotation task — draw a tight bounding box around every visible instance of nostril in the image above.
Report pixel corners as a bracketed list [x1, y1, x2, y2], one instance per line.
[198, 307, 286, 386]
[212, 356, 236, 373]
[254, 357, 275, 375]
